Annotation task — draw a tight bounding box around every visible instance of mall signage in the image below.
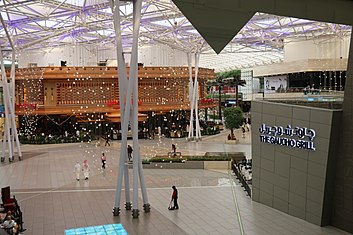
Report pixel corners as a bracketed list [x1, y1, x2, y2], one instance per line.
[259, 123, 316, 150]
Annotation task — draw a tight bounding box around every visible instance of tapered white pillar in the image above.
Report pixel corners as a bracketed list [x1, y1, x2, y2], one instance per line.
[110, 0, 132, 213]
[0, 51, 22, 162]
[0, 13, 22, 162]
[9, 51, 22, 160]
[187, 52, 202, 141]
[111, 0, 149, 218]
[187, 53, 194, 140]
[194, 53, 202, 140]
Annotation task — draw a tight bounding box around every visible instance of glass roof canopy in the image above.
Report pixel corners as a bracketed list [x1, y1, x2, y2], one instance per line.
[0, 0, 351, 71]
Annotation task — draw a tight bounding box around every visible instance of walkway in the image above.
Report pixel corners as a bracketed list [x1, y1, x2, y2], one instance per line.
[0, 130, 348, 234]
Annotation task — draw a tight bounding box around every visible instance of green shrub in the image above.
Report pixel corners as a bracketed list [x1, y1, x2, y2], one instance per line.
[148, 155, 232, 163]
[149, 157, 186, 163]
[186, 155, 232, 161]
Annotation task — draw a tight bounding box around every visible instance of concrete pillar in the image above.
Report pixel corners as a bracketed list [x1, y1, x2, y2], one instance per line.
[332, 31, 353, 233]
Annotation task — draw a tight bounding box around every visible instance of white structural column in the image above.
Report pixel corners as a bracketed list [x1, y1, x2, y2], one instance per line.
[0, 52, 22, 162]
[0, 13, 22, 162]
[187, 52, 201, 141]
[194, 53, 201, 139]
[187, 53, 194, 140]
[111, 0, 149, 218]
[111, 0, 131, 213]
[0, 12, 22, 162]
[9, 51, 22, 160]
[10, 51, 17, 159]
[0, 58, 13, 162]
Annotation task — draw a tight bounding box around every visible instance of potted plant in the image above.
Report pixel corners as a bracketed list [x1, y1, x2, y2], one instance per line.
[224, 106, 243, 140]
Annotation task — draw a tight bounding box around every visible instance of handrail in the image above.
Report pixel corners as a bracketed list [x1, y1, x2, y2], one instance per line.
[231, 160, 252, 197]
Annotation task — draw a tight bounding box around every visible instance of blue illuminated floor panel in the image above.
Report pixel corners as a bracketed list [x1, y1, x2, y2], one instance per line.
[65, 224, 128, 235]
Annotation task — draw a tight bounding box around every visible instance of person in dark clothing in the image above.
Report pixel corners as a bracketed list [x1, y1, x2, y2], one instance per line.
[101, 153, 106, 169]
[127, 145, 133, 161]
[172, 144, 176, 153]
[104, 135, 110, 146]
[170, 185, 179, 210]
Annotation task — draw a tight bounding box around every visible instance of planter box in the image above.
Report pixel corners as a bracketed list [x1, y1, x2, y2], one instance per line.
[204, 152, 245, 162]
[132, 160, 231, 170]
[204, 161, 231, 170]
[132, 161, 203, 169]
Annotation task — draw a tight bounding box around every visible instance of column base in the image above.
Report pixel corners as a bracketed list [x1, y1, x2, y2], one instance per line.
[125, 202, 132, 210]
[143, 203, 151, 213]
[132, 209, 140, 218]
[112, 207, 120, 216]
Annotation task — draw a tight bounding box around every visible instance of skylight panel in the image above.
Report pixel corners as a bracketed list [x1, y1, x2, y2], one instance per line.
[170, 17, 186, 25]
[80, 35, 98, 41]
[1, 12, 30, 21]
[36, 20, 60, 28]
[96, 29, 114, 36]
[256, 19, 277, 27]
[152, 20, 173, 27]
[186, 29, 199, 35]
[143, 4, 158, 13]
[57, 0, 86, 6]
[100, 8, 112, 14]
[84, 0, 102, 7]
[0, 12, 8, 21]
[120, 3, 134, 15]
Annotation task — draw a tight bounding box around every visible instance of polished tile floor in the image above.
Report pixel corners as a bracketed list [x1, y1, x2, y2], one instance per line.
[0, 130, 349, 234]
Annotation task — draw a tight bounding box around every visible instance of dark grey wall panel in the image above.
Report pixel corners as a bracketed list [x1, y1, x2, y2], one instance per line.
[310, 109, 333, 124]
[331, 32, 353, 233]
[291, 156, 308, 172]
[274, 152, 290, 177]
[308, 161, 326, 178]
[274, 185, 289, 202]
[309, 150, 329, 165]
[290, 169, 307, 197]
[293, 107, 310, 121]
[292, 119, 310, 128]
[307, 187, 324, 205]
[273, 197, 289, 213]
[272, 174, 289, 190]
[252, 100, 342, 226]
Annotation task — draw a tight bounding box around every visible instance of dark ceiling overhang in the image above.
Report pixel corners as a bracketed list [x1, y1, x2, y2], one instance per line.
[172, 0, 353, 54]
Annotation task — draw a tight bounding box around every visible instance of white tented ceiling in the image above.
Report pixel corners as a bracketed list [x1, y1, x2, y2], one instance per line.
[0, 0, 350, 71]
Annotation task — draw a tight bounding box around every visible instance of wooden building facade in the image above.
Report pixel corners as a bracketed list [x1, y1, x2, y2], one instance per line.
[12, 66, 216, 124]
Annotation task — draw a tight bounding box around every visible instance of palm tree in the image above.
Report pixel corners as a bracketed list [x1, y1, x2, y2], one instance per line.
[216, 70, 246, 107]
[206, 70, 246, 120]
[206, 76, 226, 119]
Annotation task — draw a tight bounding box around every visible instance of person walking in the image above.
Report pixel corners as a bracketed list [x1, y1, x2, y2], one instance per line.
[74, 161, 81, 181]
[104, 135, 111, 146]
[169, 185, 179, 210]
[83, 160, 90, 180]
[242, 124, 246, 138]
[127, 145, 133, 161]
[101, 153, 106, 169]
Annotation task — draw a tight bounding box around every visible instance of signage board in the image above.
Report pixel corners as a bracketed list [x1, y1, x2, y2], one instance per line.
[259, 123, 316, 150]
